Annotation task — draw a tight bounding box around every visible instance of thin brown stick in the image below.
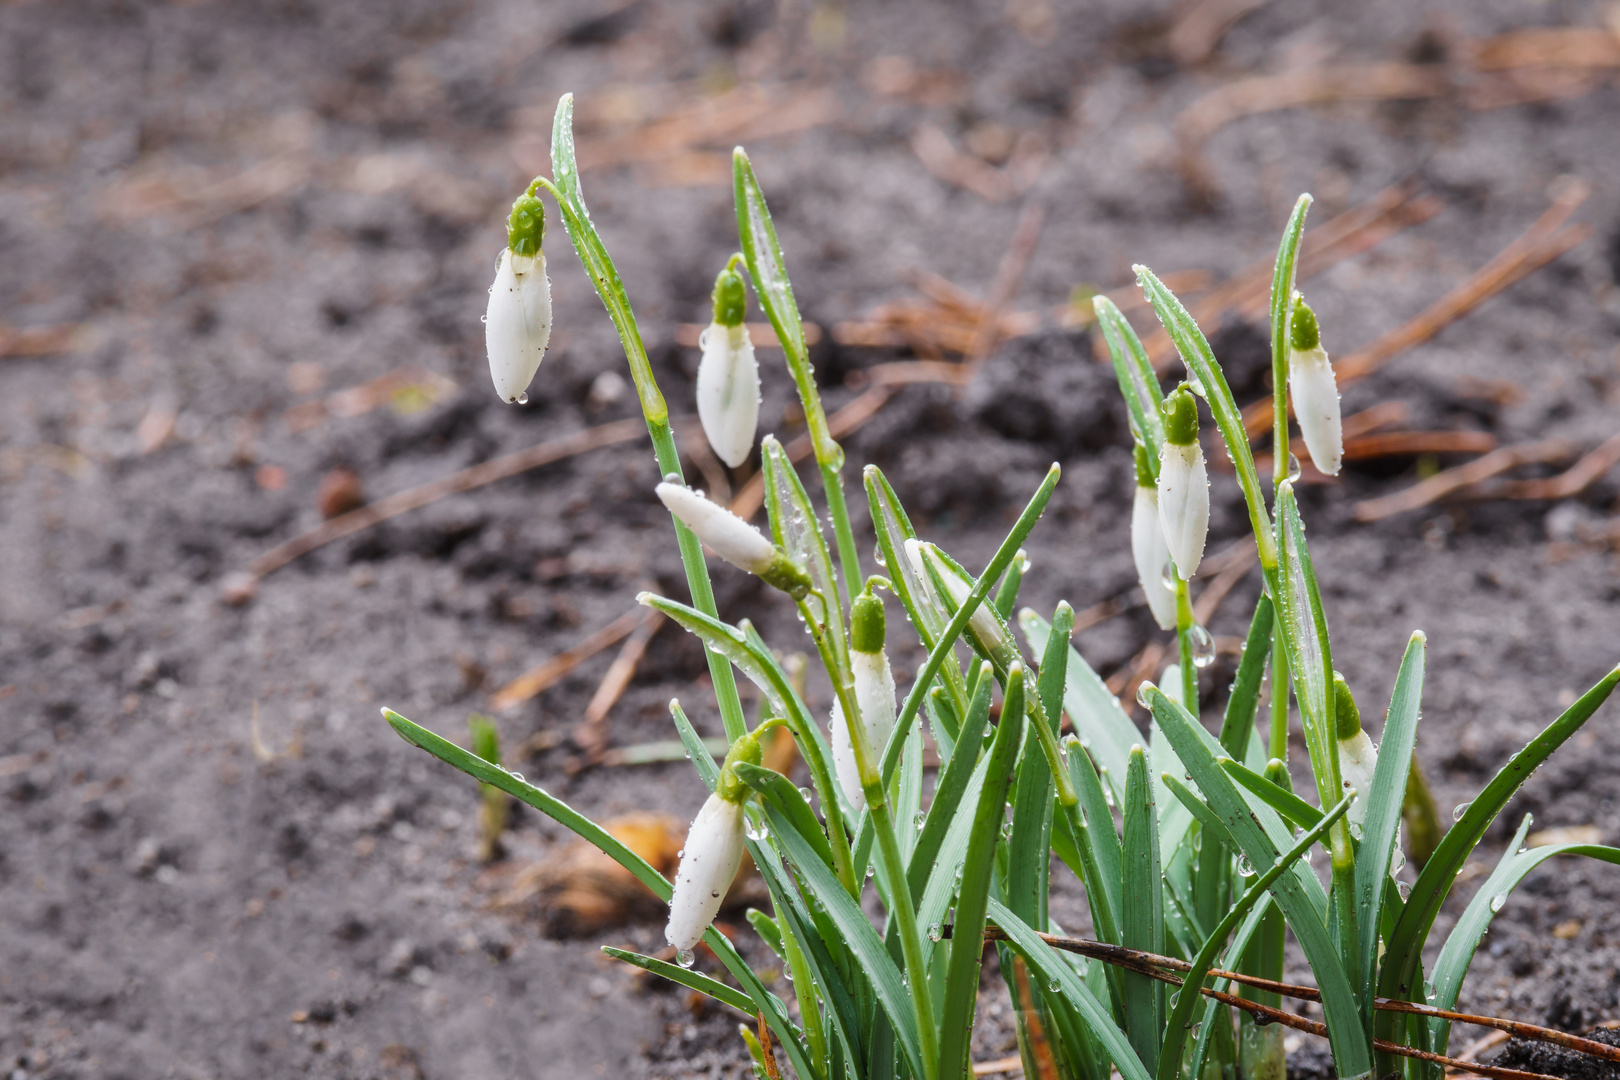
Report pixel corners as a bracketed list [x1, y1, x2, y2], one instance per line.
[968, 203, 1046, 366]
[972, 1056, 1025, 1077]
[1244, 182, 1592, 439]
[570, 607, 664, 764]
[1342, 430, 1499, 461]
[248, 417, 647, 579]
[977, 927, 1620, 1067]
[1449, 1031, 1512, 1078]
[1493, 431, 1620, 500]
[756, 1010, 783, 1080]
[1352, 439, 1576, 522]
[488, 608, 646, 713]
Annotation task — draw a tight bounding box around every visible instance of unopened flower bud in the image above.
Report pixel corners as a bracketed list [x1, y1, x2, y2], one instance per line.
[486, 187, 553, 404]
[1288, 297, 1342, 476]
[1333, 672, 1377, 826]
[1157, 386, 1209, 580]
[696, 269, 760, 468]
[666, 732, 761, 952]
[831, 592, 896, 810]
[655, 483, 811, 597]
[1131, 445, 1177, 630]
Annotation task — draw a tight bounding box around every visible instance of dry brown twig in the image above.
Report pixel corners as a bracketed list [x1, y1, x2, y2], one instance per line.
[489, 608, 646, 714]
[1352, 439, 1577, 523]
[568, 607, 664, 768]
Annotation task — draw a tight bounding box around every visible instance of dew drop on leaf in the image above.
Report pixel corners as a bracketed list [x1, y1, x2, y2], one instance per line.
[676, 948, 696, 969]
[1236, 854, 1256, 877]
[1049, 978, 1061, 993]
[1452, 801, 1471, 822]
[928, 923, 942, 942]
[1286, 452, 1301, 483]
[1489, 892, 1507, 913]
[1136, 681, 1158, 709]
[1397, 880, 1411, 901]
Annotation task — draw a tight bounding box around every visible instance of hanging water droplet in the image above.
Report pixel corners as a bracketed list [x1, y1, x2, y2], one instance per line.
[1397, 879, 1411, 901]
[1190, 624, 1216, 668]
[1161, 558, 1179, 591]
[1452, 801, 1471, 822]
[1169, 990, 1180, 1007]
[928, 923, 943, 942]
[1237, 854, 1256, 877]
[915, 810, 927, 832]
[799, 787, 815, 805]
[515, 391, 530, 405]
[1285, 452, 1301, 483]
[1489, 892, 1507, 913]
[1187, 371, 1207, 397]
[1391, 848, 1406, 875]
[1136, 680, 1158, 709]
[1191, 1021, 1203, 1038]
[873, 543, 887, 567]
[867, 864, 876, 879]
[1349, 821, 1363, 841]
[676, 947, 696, 969]
[746, 821, 770, 842]
[954, 863, 964, 883]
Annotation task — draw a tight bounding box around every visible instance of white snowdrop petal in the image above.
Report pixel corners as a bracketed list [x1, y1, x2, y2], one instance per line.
[1157, 441, 1209, 579]
[829, 649, 897, 813]
[1338, 729, 1379, 827]
[1132, 485, 1178, 630]
[665, 793, 746, 952]
[655, 483, 777, 573]
[486, 250, 552, 404]
[829, 697, 864, 811]
[696, 323, 761, 468]
[1289, 345, 1343, 476]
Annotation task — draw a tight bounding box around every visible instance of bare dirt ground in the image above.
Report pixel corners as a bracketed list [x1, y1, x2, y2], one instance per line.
[3, 1, 1620, 1078]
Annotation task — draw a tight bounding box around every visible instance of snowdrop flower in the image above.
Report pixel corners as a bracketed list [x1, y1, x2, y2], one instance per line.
[666, 732, 762, 954]
[1130, 443, 1178, 630]
[655, 483, 811, 597]
[485, 184, 553, 404]
[1334, 672, 1378, 827]
[696, 263, 760, 469]
[830, 590, 897, 810]
[1157, 385, 1209, 580]
[1288, 296, 1343, 476]
[904, 539, 1010, 656]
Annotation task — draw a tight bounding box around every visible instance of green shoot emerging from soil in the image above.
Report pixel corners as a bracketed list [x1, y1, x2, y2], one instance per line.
[384, 92, 1620, 1080]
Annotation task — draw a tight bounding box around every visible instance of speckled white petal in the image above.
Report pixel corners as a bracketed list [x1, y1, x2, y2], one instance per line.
[696, 322, 760, 468]
[1132, 484, 1178, 630]
[485, 250, 552, 404]
[655, 483, 777, 574]
[665, 793, 746, 952]
[1157, 440, 1209, 580]
[1289, 345, 1342, 476]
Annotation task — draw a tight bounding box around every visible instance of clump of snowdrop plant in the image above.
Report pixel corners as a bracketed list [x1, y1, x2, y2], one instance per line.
[385, 94, 1620, 1080]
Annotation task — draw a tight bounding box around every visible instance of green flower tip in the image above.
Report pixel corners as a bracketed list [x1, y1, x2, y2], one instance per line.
[1163, 385, 1199, 446]
[506, 189, 546, 257]
[716, 730, 766, 803]
[760, 553, 813, 600]
[1290, 296, 1320, 352]
[850, 590, 886, 655]
[1133, 441, 1155, 487]
[711, 266, 747, 328]
[1332, 671, 1361, 738]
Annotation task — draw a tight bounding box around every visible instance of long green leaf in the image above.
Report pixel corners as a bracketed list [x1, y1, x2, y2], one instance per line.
[1220, 757, 1323, 830]
[763, 435, 845, 660]
[1355, 631, 1425, 1012]
[1134, 265, 1274, 569]
[1147, 690, 1371, 1078]
[909, 664, 994, 902]
[1268, 194, 1312, 469]
[669, 699, 719, 792]
[1217, 595, 1274, 757]
[382, 709, 817, 1080]
[1376, 663, 1620, 1066]
[939, 668, 1028, 1080]
[1019, 608, 1138, 801]
[1095, 295, 1165, 466]
[1121, 745, 1164, 1075]
[989, 898, 1152, 1080]
[603, 947, 756, 1014]
[734, 762, 835, 873]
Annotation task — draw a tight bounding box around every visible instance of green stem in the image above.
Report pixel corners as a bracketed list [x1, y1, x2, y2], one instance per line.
[800, 597, 938, 1080]
[1175, 577, 1197, 715]
[1269, 640, 1290, 762]
[535, 173, 749, 745]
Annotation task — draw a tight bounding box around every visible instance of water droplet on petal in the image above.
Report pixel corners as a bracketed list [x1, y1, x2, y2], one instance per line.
[516, 391, 529, 405]
[1161, 559, 1179, 591]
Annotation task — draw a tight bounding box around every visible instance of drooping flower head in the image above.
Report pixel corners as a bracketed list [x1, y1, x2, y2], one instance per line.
[655, 482, 812, 598]
[830, 588, 897, 811]
[1333, 671, 1378, 827]
[486, 183, 553, 404]
[696, 261, 760, 469]
[1288, 295, 1342, 476]
[665, 731, 762, 953]
[1157, 384, 1209, 580]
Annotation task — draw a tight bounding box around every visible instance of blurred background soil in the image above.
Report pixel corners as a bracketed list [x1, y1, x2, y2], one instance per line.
[4, 1, 1620, 1077]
